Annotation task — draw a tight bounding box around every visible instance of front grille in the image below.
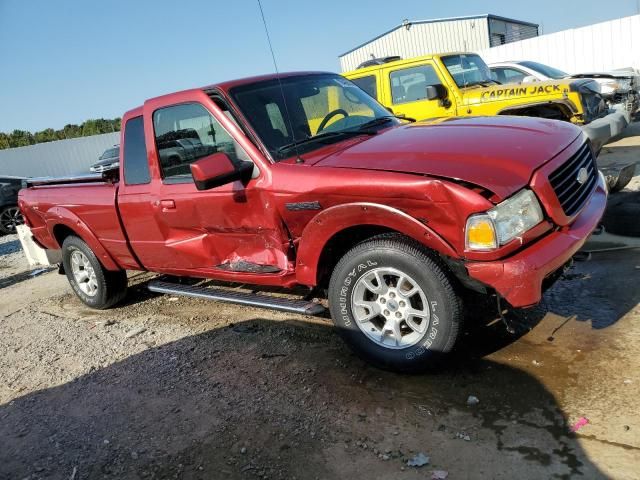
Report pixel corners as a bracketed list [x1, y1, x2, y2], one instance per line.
[549, 142, 597, 217]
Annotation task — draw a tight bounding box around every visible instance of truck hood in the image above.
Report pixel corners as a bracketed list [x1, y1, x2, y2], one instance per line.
[571, 71, 634, 80]
[460, 79, 576, 105]
[311, 116, 582, 200]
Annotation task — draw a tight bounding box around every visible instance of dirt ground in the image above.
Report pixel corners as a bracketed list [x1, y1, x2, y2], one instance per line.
[1, 131, 640, 480]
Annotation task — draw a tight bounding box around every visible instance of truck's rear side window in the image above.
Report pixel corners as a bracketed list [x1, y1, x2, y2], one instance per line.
[123, 116, 151, 185]
[350, 75, 377, 99]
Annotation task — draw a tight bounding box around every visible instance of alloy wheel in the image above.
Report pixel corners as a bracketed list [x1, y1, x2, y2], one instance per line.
[0, 207, 23, 233]
[351, 267, 430, 349]
[70, 250, 99, 296]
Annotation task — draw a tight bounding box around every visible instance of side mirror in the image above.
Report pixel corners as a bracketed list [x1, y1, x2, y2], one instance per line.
[522, 75, 538, 84]
[425, 84, 447, 101]
[190, 152, 254, 191]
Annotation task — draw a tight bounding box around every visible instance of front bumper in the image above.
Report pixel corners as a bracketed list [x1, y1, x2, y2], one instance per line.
[465, 176, 607, 307]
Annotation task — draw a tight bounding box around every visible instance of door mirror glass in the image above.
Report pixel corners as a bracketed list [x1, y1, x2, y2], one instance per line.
[190, 152, 253, 191]
[425, 84, 447, 101]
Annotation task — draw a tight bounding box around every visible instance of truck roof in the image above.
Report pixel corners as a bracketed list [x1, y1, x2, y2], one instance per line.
[207, 71, 333, 92]
[343, 52, 471, 75]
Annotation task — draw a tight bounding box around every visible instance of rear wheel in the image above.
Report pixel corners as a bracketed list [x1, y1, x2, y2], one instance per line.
[0, 206, 24, 235]
[61, 236, 127, 309]
[328, 234, 463, 372]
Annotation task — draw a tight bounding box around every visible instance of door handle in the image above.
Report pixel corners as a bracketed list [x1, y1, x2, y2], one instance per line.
[159, 199, 176, 211]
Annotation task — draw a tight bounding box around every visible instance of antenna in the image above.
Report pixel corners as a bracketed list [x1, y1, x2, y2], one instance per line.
[256, 0, 304, 163]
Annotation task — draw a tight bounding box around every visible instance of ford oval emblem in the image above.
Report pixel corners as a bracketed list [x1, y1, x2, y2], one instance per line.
[576, 167, 589, 185]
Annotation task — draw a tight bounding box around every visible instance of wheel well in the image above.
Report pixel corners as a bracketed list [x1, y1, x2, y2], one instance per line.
[500, 104, 571, 121]
[315, 225, 396, 289]
[52, 224, 78, 248]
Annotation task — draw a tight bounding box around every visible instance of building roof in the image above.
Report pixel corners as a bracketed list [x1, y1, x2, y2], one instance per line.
[339, 14, 539, 57]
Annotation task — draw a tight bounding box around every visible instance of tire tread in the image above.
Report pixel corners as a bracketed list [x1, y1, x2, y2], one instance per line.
[329, 233, 463, 371]
[62, 236, 127, 309]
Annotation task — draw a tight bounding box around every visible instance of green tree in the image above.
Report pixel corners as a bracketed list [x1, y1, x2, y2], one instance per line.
[0, 133, 9, 150]
[61, 124, 82, 139]
[0, 118, 121, 150]
[34, 128, 57, 144]
[81, 119, 98, 136]
[8, 130, 34, 148]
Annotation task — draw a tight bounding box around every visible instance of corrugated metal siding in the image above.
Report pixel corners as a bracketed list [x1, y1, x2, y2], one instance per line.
[0, 132, 120, 178]
[488, 18, 538, 46]
[479, 14, 640, 73]
[340, 18, 491, 72]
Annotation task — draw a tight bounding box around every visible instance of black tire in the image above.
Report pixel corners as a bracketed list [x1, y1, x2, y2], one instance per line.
[61, 236, 127, 309]
[0, 205, 23, 235]
[328, 234, 463, 372]
[601, 191, 640, 237]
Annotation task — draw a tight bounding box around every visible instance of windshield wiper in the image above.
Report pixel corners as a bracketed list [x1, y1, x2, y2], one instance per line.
[464, 79, 501, 88]
[354, 115, 415, 131]
[276, 130, 375, 156]
[276, 116, 411, 157]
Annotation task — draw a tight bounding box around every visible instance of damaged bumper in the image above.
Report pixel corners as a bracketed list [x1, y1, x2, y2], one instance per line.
[465, 176, 607, 308]
[582, 108, 630, 152]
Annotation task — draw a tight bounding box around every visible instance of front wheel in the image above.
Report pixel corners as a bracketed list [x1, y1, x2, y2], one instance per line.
[328, 235, 462, 372]
[62, 236, 127, 309]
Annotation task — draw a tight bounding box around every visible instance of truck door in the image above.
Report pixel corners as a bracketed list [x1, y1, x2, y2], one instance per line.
[383, 62, 456, 120]
[120, 93, 290, 275]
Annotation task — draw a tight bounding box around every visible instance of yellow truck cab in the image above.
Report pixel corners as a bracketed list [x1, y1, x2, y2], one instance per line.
[344, 53, 628, 151]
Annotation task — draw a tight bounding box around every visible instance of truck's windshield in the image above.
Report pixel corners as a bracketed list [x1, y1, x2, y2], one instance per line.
[229, 73, 394, 161]
[442, 54, 498, 88]
[518, 61, 568, 80]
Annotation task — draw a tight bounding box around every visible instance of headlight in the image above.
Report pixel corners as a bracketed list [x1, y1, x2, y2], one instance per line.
[598, 80, 618, 95]
[466, 189, 544, 251]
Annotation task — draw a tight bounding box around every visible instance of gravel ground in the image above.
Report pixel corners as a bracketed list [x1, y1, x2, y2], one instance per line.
[0, 233, 27, 274]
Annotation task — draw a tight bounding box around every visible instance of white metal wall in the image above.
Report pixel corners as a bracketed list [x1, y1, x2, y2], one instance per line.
[478, 14, 640, 73]
[340, 18, 491, 72]
[0, 132, 120, 178]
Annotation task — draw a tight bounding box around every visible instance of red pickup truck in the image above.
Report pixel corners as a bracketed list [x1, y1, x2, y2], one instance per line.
[19, 72, 607, 371]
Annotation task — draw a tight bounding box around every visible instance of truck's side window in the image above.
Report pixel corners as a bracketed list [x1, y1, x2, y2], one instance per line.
[123, 116, 151, 185]
[152, 103, 250, 182]
[350, 75, 377, 99]
[389, 65, 441, 104]
[491, 67, 527, 84]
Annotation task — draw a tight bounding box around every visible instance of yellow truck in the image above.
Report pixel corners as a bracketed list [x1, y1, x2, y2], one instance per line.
[344, 53, 629, 152]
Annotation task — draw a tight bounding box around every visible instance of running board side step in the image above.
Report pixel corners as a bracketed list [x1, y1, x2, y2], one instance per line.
[148, 280, 326, 316]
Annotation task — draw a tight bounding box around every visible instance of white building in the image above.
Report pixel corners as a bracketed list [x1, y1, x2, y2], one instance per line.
[339, 14, 539, 72]
[479, 14, 640, 74]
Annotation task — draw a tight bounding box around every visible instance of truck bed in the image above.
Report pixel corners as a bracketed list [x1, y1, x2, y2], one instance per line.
[18, 180, 140, 270]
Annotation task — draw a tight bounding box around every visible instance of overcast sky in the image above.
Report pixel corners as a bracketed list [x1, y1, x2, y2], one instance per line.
[0, 0, 638, 132]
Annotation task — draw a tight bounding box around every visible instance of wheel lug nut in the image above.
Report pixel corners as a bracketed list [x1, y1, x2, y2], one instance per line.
[384, 310, 390, 316]
[389, 292, 396, 298]
[380, 298, 386, 304]
[399, 301, 406, 307]
[395, 312, 402, 318]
